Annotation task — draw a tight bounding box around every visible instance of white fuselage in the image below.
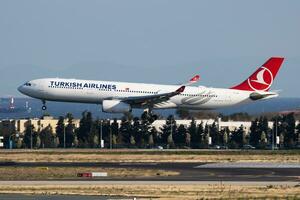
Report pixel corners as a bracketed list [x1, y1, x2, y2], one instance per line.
[18, 78, 255, 110]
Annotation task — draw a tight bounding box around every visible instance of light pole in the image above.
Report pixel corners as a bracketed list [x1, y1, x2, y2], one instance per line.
[63, 124, 66, 149]
[100, 120, 103, 148]
[108, 119, 112, 149]
[272, 117, 278, 150]
[30, 121, 32, 149]
[170, 118, 173, 139]
[272, 124, 274, 151]
[109, 125, 112, 149]
[275, 117, 278, 149]
[272, 118, 275, 150]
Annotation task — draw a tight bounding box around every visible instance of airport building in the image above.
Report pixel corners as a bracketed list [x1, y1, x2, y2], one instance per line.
[15, 116, 81, 134]
[0, 116, 287, 137]
[0, 116, 80, 138]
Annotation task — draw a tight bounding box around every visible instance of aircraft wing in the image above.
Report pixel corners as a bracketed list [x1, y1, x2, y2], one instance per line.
[122, 85, 185, 106]
[120, 74, 199, 106]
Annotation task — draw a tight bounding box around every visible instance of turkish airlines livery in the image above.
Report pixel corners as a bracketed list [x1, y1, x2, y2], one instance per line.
[18, 57, 284, 114]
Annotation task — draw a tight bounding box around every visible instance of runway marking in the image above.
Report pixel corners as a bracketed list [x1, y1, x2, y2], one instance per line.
[194, 162, 300, 169]
[119, 163, 158, 166]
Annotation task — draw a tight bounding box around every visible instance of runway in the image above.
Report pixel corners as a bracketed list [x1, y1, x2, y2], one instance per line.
[1, 161, 300, 182]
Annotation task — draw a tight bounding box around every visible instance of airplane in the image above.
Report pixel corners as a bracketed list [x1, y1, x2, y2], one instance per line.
[18, 57, 284, 116]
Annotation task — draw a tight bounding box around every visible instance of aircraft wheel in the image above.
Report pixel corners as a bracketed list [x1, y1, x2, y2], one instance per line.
[152, 114, 158, 121]
[149, 114, 158, 123]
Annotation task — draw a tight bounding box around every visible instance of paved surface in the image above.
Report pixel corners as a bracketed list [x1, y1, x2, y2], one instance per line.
[1, 162, 300, 182]
[0, 180, 298, 186]
[195, 162, 300, 168]
[0, 162, 299, 199]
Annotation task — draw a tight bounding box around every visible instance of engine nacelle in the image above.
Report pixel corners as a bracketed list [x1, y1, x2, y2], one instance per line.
[102, 100, 131, 113]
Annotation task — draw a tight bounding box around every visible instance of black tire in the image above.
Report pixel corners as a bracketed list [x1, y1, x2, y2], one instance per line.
[149, 114, 158, 123]
[152, 114, 158, 121]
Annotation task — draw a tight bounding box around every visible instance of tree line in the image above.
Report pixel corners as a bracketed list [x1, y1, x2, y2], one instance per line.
[8, 111, 300, 149]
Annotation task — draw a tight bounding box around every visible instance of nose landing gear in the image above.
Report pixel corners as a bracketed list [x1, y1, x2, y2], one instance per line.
[42, 100, 47, 110]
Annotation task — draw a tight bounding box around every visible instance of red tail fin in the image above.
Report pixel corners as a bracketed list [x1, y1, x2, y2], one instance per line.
[230, 57, 284, 91]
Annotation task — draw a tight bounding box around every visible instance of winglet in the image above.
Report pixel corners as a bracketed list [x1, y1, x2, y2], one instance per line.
[175, 85, 185, 94]
[173, 74, 198, 95]
[189, 75, 200, 84]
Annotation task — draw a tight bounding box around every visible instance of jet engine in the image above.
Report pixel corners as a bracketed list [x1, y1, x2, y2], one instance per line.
[102, 100, 131, 113]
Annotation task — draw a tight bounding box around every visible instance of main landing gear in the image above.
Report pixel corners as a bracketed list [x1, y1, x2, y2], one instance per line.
[42, 100, 47, 110]
[150, 113, 158, 122]
[143, 108, 158, 123]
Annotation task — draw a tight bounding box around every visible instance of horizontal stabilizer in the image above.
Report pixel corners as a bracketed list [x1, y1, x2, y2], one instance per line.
[249, 91, 279, 101]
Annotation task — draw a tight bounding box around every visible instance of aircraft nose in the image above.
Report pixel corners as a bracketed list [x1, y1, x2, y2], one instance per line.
[18, 85, 25, 94]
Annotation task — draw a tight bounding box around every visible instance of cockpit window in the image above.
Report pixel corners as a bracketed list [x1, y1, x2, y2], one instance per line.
[24, 82, 32, 86]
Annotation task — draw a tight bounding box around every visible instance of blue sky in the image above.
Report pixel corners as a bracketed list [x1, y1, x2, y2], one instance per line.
[0, 0, 299, 97]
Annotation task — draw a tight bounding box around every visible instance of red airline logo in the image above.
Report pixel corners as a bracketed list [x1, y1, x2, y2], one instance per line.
[248, 67, 273, 91]
[189, 75, 200, 82]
